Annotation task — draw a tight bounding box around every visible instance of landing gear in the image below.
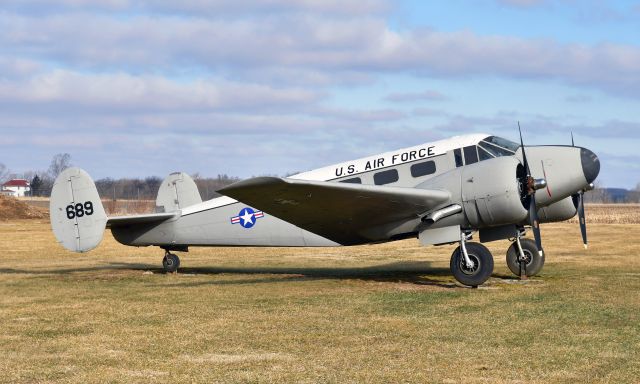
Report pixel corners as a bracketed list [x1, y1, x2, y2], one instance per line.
[162, 250, 180, 273]
[450, 232, 494, 287]
[506, 237, 544, 278]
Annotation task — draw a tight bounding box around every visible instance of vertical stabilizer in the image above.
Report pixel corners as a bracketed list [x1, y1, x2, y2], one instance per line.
[49, 167, 107, 252]
[155, 172, 202, 212]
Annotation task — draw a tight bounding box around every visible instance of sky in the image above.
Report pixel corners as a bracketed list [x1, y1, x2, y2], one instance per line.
[0, 0, 639, 188]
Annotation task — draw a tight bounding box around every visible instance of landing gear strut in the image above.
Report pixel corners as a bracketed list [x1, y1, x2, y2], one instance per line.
[506, 229, 545, 278]
[162, 250, 180, 273]
[450, 232, 494, 287]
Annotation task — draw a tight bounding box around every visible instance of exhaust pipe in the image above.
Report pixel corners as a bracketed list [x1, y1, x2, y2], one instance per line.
[422, 204, 462, 225]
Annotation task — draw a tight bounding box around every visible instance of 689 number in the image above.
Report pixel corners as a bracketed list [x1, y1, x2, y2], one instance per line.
[66, 201, 94, 220]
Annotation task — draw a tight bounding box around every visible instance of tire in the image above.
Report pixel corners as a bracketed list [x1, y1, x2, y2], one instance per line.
[162, 253, 180, 273]
[450, 242, 494, 287]
[506, 238, 545, 277]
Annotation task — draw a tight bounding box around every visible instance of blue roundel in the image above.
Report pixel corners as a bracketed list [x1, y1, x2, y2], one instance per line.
[238, 208, 256, 228]
[230, 207, 264, 229]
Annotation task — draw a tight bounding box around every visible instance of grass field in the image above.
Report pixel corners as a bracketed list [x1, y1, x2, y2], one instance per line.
[0, 220, 639, 383]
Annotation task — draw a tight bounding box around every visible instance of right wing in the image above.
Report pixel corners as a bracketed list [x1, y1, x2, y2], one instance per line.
[220, 177, 451, 245]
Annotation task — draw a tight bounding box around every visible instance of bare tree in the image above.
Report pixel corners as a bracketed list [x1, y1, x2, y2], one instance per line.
[47, 153, 72, 180]
[0, 163, 10, 184]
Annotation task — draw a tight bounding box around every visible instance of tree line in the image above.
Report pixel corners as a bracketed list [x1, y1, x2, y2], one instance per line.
[1, 154, 239, 201]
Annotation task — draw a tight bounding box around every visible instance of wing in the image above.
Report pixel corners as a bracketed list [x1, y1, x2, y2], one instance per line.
[107, 212, 176, 228]
[219, 177, 451, 245]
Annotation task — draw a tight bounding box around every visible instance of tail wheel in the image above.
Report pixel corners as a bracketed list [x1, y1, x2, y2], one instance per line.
[162, 253, 180, 273]
[450, 242, 494, 287]
[506, 238, 545, 277]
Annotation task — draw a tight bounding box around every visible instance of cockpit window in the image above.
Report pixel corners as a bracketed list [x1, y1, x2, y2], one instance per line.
[478, 136, 518, 159]
[478, 146, 494, 161]
[481, 136, 519, 152]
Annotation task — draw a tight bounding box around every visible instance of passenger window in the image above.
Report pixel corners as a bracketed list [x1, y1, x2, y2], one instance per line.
[340, 177, 362, 184]
[463, 145, 478, 165]
[410, 161, 436, 177]
[374, 169, 399, 185]
[454, 148, 463, 168]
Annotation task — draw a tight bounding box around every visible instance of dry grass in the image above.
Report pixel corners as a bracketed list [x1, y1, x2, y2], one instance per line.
[567, 204, 640, 224]
[0, 220, 639, 383]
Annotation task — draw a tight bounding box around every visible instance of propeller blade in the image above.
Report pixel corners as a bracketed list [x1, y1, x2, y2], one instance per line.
[518, 123, 543, 256]
[578, 191, 588, 249]
[529, 190, 544, 256]
[518, 122, 530, 174]
[571, 132, 575, 147]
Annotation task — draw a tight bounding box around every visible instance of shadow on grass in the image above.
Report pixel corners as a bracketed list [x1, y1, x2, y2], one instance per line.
[167, 261, 458, 288]
[1, 261, 461, 288]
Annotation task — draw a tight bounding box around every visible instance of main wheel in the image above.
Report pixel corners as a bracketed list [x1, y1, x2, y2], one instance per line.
[450, 242, 494, 287]
[162, 253, 180, 273]
[506, 238, 544, 277]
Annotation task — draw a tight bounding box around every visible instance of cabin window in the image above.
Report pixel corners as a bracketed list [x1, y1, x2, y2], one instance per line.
[410, 161, 436, 177]
[340, 177, 362, 184]
[454, 148, 463, 168]
[463, 145, 478, 165]
[374, 169, 399, 185]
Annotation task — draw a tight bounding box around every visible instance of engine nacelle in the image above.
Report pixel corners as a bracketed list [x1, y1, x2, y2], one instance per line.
[538, 196, 577, 223]
[460, 157, 528, 227]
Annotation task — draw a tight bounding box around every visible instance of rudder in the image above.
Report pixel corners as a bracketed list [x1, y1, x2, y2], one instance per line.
[155, 172, 202, 212]
[50, 167, 107, 252]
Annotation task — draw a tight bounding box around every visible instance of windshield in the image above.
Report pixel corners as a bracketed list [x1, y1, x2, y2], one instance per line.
[478, 136, 519, 158]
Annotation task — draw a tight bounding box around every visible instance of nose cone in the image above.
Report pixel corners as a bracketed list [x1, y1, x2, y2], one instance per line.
[581, 148, 600, 184]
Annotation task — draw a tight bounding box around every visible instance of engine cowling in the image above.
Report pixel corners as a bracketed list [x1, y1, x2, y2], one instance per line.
[460, 157, 528, 227]
[538, 196, 578, 223]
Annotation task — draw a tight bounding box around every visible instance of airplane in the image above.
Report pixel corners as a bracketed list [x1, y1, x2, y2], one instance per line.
[49, 131, 600, 287]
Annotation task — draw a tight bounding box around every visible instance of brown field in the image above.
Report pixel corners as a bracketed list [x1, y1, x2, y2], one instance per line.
[15, 197, 156, 216]
[0, 219, 638, 383]
[568, 204, 640, 224]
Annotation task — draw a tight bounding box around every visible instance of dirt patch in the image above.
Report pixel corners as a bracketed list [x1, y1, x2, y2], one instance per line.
[0, 195, 48, 220]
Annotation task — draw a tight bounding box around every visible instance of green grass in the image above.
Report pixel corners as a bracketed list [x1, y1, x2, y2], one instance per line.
[0, 220, 639, 383]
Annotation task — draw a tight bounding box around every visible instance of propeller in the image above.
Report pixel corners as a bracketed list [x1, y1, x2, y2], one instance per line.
[572, 191, 588, 249]
[570, 133, 589, 249]
[518, 123, 544, 256]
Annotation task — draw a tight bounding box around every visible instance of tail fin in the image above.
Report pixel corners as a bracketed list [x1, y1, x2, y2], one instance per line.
[155, 172, 202, 212]
[50, 167, 107, 253]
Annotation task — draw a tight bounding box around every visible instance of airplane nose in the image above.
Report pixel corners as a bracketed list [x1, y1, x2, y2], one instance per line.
[581, 148, 600, 184]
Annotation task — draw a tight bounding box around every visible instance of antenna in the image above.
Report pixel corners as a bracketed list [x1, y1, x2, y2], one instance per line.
[571, 132, 575, 147]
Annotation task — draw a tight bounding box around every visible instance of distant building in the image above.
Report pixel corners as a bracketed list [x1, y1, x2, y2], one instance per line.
[1, 179, 31, 197]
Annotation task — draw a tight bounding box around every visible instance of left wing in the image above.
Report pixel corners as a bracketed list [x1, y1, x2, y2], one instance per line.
[219, 177, 450, 245]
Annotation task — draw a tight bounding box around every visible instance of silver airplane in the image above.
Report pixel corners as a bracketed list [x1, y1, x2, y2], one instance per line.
[50, 132, 600, 287]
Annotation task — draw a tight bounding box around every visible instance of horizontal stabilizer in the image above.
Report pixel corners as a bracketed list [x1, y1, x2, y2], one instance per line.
[107, 212, 177, 228]
[219, 177, 450, 245]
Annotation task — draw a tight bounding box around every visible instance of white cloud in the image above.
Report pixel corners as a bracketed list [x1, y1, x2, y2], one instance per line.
[2, 11, 640, 97]
[0, 70, 322, 113]
[2, 0, 390, 16]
